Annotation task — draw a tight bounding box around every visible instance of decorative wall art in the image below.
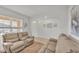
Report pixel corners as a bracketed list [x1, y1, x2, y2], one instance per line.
[71, 6, 79, 37]
[43, 22, 57, 29]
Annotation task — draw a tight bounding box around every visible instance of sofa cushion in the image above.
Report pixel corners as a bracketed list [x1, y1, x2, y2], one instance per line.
[49, 38, 57, 42]
[20, 32, 28, 37]
[26, 38, 34, 42]
[19, 36, 28, 40]
[3, 33, 19, 42]
[47, 42, 57, 52]
[6, 38, 19, 43]
[24, 37, 34, 47]
[10, 41, 24, 52]
[17, 32, 29, 40]
[18, 32, 28, 37]
[47, 38, 57, 52]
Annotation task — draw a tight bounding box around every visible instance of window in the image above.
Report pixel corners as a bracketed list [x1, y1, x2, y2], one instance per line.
[0, 16, 23, 35]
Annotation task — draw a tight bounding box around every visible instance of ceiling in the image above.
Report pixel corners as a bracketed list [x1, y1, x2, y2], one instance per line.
[2, 5, 69, 18]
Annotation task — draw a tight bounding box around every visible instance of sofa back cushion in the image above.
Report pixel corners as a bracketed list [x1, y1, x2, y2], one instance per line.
[3, 33, 19, 42]
[18, 32, 28, 40]
[18, 32, 28, 37]
[49, 38, 57, 42]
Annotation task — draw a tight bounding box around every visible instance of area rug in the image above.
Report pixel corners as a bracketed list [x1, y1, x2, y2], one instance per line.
[20, 41, 44, 53]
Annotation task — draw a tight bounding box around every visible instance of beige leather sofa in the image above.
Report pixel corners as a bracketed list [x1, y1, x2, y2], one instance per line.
[3, 32, 34, 53]
[56, 34, 79, 53]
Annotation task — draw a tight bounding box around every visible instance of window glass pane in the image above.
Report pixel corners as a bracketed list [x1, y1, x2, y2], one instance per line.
[0, 28, 11, 35]
[11, 20, 23, 28]
[0, 17, 23, 35]
[11, 21, 18, 27]
[0, 19, 10, 27]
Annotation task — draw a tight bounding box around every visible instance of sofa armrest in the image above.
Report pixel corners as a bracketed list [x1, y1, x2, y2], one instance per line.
[3, 42, 13, 53]
[27, 36, 34, 39]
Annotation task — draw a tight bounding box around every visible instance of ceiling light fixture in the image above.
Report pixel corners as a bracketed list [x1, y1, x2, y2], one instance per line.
[32, 21, 37, 23]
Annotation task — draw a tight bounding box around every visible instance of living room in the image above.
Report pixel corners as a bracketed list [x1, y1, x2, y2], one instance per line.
[0, 5, 79, 53]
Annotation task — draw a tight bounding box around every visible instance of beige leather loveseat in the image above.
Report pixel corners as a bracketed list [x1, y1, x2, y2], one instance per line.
[3, 32, 34, 53]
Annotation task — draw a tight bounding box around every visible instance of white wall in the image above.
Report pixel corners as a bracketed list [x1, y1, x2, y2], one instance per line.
[30, 6, 69, 39]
